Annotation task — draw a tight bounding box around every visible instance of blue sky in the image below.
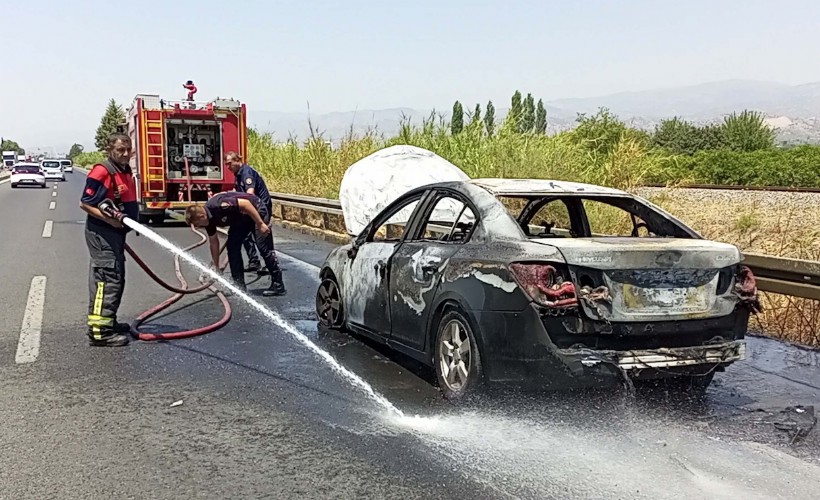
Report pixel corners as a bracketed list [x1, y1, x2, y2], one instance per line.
[3, 0, 820, 152]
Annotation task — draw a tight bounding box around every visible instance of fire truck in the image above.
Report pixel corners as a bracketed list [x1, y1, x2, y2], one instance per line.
[123, 94, 248, 224]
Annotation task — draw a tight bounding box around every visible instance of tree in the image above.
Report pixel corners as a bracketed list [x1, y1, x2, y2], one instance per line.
[720, 110, 775, 152]
[471, 103, 482, 126]
[451, 101, 464, 135]
[572, 107, 627, 157]
[94, 99, 126, 151]
[535, 99, 547, 134]
[0, 139, 24, 154]
[484, 100, 496, 137]
[522, 93, 535, 133]
[69, 143, 84, 159]
[508, 91, 523, 133]
[652, 117, 726, 155]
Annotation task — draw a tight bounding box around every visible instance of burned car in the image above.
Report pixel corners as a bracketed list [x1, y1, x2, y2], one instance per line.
[315, 178, 760, 399]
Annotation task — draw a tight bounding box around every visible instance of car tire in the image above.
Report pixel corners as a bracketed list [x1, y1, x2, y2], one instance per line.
[11, 183, 17, 188]
[434, 309, 484, 401]
[316, 276, 345, 328]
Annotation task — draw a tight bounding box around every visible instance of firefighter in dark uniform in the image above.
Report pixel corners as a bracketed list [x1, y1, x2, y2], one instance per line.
[184, 192, 286, 296]
[224, 151, 271, 273]
[79, 134, 139, 347]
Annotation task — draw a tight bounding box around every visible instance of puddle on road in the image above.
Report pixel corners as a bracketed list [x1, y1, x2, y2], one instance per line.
[382, 403, 820, 499]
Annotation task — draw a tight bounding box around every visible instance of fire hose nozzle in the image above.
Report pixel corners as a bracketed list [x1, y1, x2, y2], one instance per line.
[98, 199, 125, 222]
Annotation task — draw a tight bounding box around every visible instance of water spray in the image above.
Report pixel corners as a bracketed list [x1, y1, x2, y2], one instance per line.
[98, 200, 404, 416]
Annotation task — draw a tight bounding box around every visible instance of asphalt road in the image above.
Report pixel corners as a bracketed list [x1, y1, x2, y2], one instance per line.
[1, 171, 819, 499]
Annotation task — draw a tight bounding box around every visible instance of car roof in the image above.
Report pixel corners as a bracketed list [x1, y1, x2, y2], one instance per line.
[14, 162, 41, 167]
[469, 178, 629, 197]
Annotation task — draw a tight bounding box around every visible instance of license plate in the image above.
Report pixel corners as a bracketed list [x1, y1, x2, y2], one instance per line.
[622, 283, 711, 311]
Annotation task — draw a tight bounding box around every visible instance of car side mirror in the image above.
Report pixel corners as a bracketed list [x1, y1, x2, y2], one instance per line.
[347, 232, 367, 259]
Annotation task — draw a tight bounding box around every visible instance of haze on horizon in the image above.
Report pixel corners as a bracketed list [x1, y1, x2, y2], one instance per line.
[3, 0, 820, 153]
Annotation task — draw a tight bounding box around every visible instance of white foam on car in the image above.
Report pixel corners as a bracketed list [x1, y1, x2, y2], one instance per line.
[338, 145, 469, 236]
[122, 217, 404, 417]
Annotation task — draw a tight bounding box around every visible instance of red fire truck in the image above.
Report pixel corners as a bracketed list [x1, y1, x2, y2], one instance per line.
[123, 94, 248, 223]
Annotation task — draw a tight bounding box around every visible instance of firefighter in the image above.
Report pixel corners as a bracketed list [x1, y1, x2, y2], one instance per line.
[79, 134, 139, 347]
[224, 151, 271, 274]
[183, 80, 197, 101]
[184, 192, 287, 296]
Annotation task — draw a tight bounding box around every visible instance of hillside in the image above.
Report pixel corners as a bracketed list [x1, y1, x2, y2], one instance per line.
[249, 80, 820, 144]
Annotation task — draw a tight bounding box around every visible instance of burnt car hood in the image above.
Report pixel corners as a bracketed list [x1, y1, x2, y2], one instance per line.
[530, 237, 741, 269]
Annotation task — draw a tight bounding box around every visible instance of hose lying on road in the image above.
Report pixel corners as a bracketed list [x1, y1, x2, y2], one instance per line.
[124, 224, 232, 341]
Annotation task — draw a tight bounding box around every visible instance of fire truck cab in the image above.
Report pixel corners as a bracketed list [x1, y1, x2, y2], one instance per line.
[124, 94, 247, 224]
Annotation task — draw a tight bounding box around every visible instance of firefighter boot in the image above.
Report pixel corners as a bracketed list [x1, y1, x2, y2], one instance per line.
[262, 269, 286, 297]
[88, 332, 130, 347]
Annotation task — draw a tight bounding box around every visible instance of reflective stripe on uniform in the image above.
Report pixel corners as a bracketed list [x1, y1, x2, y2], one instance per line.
[87, 315, 114, 327]
[90, 281, 107, 339]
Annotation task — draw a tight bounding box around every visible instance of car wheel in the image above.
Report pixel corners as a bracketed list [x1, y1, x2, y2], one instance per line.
[434, 309, 484, 400]
[316, 276, 345, 328]
[11, 183, 17, 188]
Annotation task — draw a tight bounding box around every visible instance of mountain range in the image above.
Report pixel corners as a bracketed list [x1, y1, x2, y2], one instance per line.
[248, 80, 820, 145]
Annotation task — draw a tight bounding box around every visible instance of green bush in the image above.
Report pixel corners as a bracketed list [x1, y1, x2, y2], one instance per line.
[648, 146, 820, 187]
[74, 151, 106, 166]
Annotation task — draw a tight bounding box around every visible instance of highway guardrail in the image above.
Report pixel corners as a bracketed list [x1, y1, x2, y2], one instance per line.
[268, 192, 820, 301]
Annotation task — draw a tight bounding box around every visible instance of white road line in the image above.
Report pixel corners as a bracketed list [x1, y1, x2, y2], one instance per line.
[53, 185, 57, 190]
[52, 191, 57, 197]
[16, 276, 47, 364]
[49, 201, 56, 210]
[42, 220, 53, 238]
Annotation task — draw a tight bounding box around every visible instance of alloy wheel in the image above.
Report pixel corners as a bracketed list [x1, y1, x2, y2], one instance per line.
[438, 319, 471, 392]
[316, 278, 343, 327]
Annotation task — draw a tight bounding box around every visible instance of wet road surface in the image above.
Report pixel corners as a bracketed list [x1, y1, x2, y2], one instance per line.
[0, 171, 819, 499]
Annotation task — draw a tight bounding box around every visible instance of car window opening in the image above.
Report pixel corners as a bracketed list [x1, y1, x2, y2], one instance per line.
[420, 195, 476, 243]
[499, 195, 691, 239]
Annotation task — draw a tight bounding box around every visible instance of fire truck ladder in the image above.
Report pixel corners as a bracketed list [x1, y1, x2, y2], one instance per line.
[144, 111, 166, 194]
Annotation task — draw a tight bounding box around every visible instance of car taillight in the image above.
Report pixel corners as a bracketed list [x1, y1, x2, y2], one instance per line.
[509, 263, 578, 308]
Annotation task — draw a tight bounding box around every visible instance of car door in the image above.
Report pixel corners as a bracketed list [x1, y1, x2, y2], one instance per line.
[388, 190, 478, 351]
[342, 192, 427, 337]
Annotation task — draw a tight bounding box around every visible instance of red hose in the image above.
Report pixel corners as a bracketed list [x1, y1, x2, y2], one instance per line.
[125, 224, 232, 341]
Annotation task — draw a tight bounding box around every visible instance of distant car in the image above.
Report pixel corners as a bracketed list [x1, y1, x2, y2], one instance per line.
[60, 159, 73, 173]
[10, 163, 47, 188]
[41, 160, 65, 181]
[316, 178, 761, 400]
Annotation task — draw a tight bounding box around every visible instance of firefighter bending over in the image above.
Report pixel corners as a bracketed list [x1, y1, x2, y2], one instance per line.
[184, 192, 287, 296]
[224, 151, 272, 274]
[79, 134, 139, 347]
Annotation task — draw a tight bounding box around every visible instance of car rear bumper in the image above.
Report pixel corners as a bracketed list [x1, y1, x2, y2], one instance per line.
[473, 305, 750, 389]
[10, 175, 46, 185]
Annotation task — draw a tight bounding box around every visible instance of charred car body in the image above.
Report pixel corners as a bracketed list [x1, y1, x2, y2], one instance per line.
[316, 178, 761, 399]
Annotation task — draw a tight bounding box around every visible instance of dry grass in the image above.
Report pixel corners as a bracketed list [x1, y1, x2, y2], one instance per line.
[639, 187, 820, 347]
